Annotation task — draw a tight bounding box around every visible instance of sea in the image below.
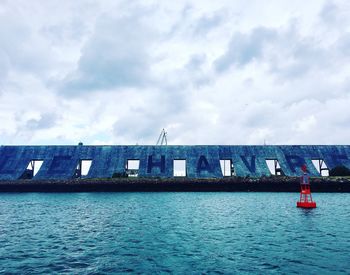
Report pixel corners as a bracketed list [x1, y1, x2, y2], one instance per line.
[0, 192, 349, 274]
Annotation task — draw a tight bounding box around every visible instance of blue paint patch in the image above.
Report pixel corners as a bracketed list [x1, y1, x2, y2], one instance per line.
[240, 155, 256, 173]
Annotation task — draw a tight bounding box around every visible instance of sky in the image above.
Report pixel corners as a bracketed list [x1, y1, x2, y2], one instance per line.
[0, 0, 350, 146]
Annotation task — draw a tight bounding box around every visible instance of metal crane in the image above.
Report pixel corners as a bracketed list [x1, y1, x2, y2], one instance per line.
[156, 128, 168, 146]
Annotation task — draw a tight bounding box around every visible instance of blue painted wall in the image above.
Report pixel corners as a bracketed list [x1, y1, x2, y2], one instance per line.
[0, 145, 349, 180]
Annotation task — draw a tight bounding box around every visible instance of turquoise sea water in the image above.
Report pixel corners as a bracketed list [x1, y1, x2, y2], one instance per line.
[0, 192, 349, 274]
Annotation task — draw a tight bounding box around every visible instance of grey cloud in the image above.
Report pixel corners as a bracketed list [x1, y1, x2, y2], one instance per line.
[185, 54, 206, 70]
[193, 13, 223, 35]
[167, 7, 224, 39]
[25, 113, 58, 130]
[269, 36, 327, 80]
[0, 49, 10, 83]
[337, 32, 350, 56]
[0, 13, 53, 76]
[238, 102, 281, 129]
[112, 87, 190, 144]
[113, 110, 165, 144]
[214, 27, 277, 72]
[214, 20, 342, 83]
[41, 18, 87, 44]
[60, 13, 155, 95]
[184, 54, 211, 87]
[166, 5, 193, 38]
[319, 1, 339, 23]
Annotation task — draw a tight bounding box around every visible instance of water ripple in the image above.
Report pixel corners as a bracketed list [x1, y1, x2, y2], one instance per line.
[0, 192, 349, 273]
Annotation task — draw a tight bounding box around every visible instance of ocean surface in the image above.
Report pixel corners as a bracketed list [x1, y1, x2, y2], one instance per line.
[0, 192, 349, 274]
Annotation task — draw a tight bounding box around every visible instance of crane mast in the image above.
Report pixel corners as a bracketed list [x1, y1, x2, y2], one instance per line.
[156, 128, 168, 146]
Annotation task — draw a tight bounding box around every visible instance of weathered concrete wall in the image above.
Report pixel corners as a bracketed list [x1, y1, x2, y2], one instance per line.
[0, 145, 350, 180]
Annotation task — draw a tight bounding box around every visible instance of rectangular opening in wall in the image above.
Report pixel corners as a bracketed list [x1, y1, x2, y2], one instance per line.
[266, 159, 284, 176]
[20, 160, 44, 179]
[311, 159, 329, 177]
[126, 159, 140, 177]
[220, 159, 234, 176]
[173, 159, 186, 177]
[74, 159, 92, 178]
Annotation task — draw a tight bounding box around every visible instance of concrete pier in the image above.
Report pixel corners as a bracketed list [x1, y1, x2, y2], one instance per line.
[1, 177, 349, 192]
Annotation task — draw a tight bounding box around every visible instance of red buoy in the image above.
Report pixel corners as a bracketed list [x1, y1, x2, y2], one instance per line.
[297, 165, 316, 208]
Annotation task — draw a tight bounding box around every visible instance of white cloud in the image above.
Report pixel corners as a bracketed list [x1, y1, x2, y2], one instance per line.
[1, 0, 350, 145]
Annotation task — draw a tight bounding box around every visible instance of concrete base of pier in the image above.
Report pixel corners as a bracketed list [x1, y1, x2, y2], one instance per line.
[0, 177, 350, 192]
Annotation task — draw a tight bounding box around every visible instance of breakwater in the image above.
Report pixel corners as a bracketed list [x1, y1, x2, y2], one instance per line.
[1, 177, 349, 192]
[2, 145, 350, 180]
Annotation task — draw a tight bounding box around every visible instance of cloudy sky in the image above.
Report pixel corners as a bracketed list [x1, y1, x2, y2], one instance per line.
[0, 0, 350, 145]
